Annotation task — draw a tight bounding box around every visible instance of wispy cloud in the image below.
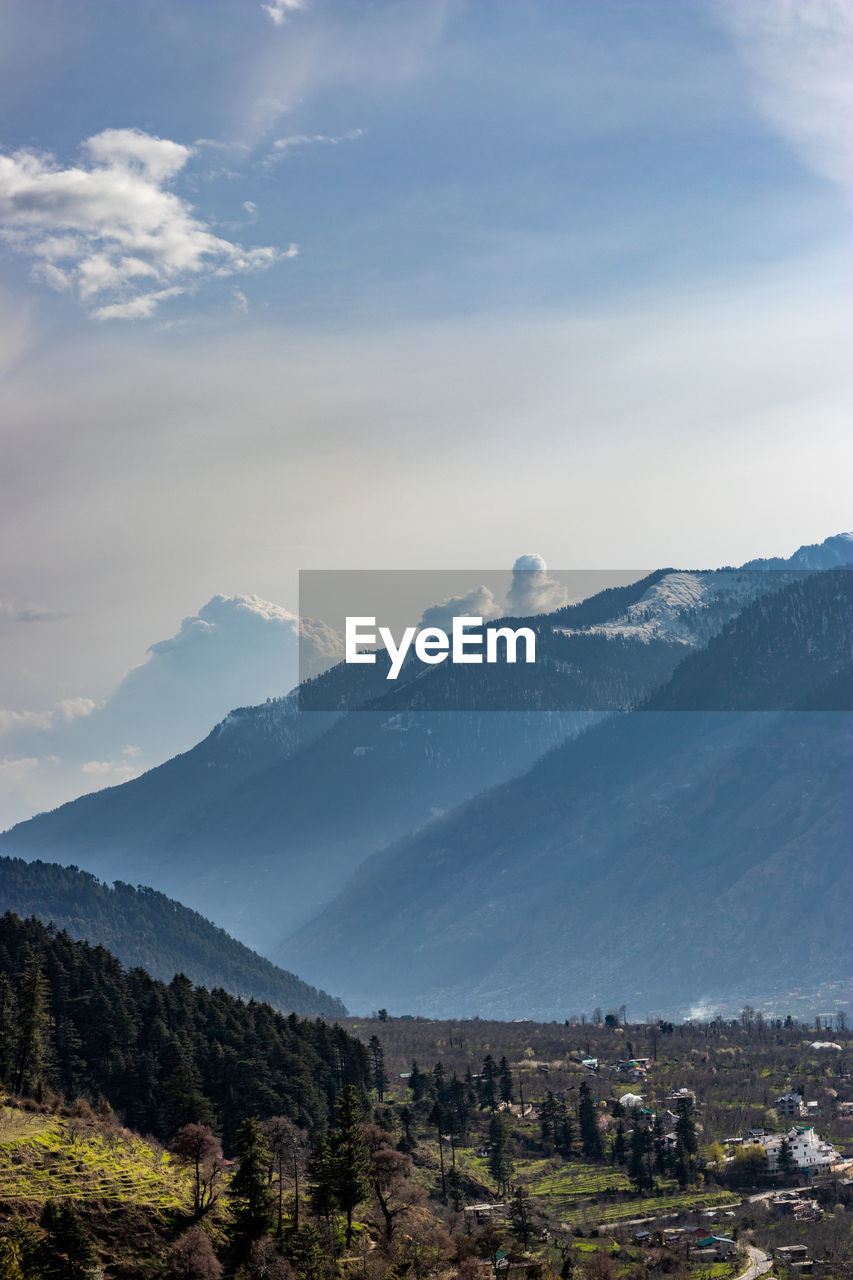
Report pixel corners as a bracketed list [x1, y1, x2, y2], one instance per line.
[265, 127, 364, 167]
[0, 697, 97, 739]
[719, 0, 853, 201]
[261, 0, 305, 26]
[0, 128, 293, 318]
[0, 599, 64, 623]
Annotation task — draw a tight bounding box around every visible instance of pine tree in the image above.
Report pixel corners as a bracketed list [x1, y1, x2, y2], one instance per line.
[11, 954, 49, 1096]
[778, 1137, 796, 1177]
[499, 1057, 514, 1106]
[488, 1113, 514, 1197]
[612, 1122, 626, 1166]
[0, 974, 16, 1086]
[481, 1055, 498, 1113]
[578, 1082, 602, 1161]
[628, 1125, 653, 1193]
[368, 1035, 387, 1102]
[329, 1086, 371, 1249]
[38, 1200, 97, 1279]
[287, 1222, 325, 1280]
[230, 1118, 273, 1235]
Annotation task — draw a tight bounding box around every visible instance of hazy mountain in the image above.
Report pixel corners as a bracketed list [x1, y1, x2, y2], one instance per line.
[0, 572, 686, 952]
[0, 594, 342, 829]
[282, 570, 852, 1018]
[742, 530, 853, 571]
[0, 854, 346, 1016]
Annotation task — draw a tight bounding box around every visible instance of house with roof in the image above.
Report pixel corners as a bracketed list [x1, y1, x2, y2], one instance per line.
[776, 1092, 806, 1118]
[743, 1125, 841, 1175]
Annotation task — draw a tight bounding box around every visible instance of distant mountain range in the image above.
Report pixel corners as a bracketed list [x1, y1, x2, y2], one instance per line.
[1, 533, 850, 1018]
[284, 569, 852, 1017]
[0, 855, 346, 1017]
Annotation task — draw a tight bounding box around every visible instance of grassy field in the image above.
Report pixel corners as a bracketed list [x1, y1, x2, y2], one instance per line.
[0, 1106, 188, 1210]
[0, 1105, 226, 1276]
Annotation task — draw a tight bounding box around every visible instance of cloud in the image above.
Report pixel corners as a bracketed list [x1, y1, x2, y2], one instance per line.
[262, 0, 305, 25]
[81, 758, 140, 780]
[0, 697, 97, 739]
[506, 555, 569, 616]
[418, 586, 503, 633]
[232, 287, 249, 313]
[0, 599, 63, 622]
[267, 128, 363, 165]
[719, 0, 853, 201]
[0, 128, 291, 318]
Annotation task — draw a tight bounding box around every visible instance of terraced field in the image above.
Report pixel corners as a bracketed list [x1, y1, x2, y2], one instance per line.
[0, 1107, 189, 1212]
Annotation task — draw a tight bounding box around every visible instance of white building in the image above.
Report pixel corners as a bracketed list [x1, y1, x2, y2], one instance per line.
[749, 1126, 840, 1175]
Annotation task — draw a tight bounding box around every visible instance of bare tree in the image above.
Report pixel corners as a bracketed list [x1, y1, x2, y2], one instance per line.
[170, 1124, 224, 1217]
[264, 1115, 306, 1237]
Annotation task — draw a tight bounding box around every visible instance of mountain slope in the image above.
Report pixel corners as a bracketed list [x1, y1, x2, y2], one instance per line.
[0, 855, 346, 1016]
[0, 574, 684, 951]
[282, 570, 853, 1017]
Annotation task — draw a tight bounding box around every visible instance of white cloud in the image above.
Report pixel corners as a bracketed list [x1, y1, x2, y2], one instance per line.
[92, 287, 186, 322]
[267, 128, 363, 165]
[0, 697, 96, 739]
[506, 555, 569, 616]
[273, 128, 363, 152]
[419, 587, 503, 633]
[0, 128, 291, 318]
[262, 0, 305, 26]
[719, 0, 853, 201]
[232, 287, 249, 313]
[81, 758, 139, 780]
[242, 200, 257, 216]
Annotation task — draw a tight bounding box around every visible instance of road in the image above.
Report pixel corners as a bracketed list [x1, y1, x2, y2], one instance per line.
[735, 1244, 772, 1280]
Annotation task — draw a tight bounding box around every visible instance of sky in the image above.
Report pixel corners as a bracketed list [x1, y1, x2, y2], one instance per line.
[0, 0, 851, 814]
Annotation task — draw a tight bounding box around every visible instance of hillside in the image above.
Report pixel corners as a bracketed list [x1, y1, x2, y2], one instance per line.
[283, 570, 853, 1017]
[0, 856, 346, 1017]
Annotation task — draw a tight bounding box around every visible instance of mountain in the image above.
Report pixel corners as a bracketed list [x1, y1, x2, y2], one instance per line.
[0, 593, 342, 830]
[282, 569, 852, 1018]
[2, 541, 848, 973]
[0, 854, 346, 1017]
[742, 530, 853, 571]
[0, 572, 688, 952]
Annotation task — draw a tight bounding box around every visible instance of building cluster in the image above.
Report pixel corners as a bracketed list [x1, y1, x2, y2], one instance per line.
[730, 1124, 843, 1175]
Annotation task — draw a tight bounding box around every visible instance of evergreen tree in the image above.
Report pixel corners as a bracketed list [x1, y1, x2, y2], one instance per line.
[778, 1137, 796, 1177]
[612, 1122, 626, 1166]
[287, 1222, 325, 1280]
[368, 1035, 387, 1102]
[329, 1086, 371, 1249]
[307, 1137, 336, 1240]
[230, 1118, 273, 1235]
[652, 1113, 668, 1176]
[499, 1057, 514, 1106]
[628, 1124, 653, 1193]
[11, 954, 49, 1096]
[38, 1201, 97, 1280]
[488, 1113, 514, 1196]
[0, 974, 16, 1086]
[578, 1082, 602, 1161]
[674, 1098, 697, 1156]
[481, 1055, 498, 1113]
[553, 1100, 574, 1160]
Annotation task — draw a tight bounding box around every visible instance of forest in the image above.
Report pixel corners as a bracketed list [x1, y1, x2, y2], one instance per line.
[0, 920, 851, 1278]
